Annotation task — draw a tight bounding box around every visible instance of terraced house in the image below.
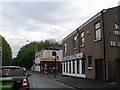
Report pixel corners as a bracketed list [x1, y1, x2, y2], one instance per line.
[62, 6, 120, 83]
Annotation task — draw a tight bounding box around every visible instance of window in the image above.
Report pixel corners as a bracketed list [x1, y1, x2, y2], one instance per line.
[88, 56, 92, 67]
[80, 32, 85, 46]
[69, 61, 71, 73]
[73, 35, 77, 49]
[73, 60, 75, 73]
[115, 24, 119, 30]
[95, 22, 101, 40]
[2, 68, 25, 77]
[110, 41, 116, 47]
[118, 42, 120, 47]
[64, 43, 67, 53]
[63, 62, 65, 72]
[77, 60, 79, 74]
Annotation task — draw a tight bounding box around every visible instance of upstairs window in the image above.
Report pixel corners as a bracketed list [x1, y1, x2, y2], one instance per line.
[95, 22, 101, 40]
[80, 32, 85, 46]
[115, 24, 119, 30]
[73, 35, 77, 49]
[64, 43, 67, 53]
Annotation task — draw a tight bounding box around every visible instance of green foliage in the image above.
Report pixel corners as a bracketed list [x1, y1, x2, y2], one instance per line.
[15, 39, 61, 69]
[0, 35, 12, 65]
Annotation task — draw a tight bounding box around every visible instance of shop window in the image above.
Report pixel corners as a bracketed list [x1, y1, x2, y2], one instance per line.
[77, 60, 80, 74]
[66, 61, 68, 73]
[69, 61, 71, 73]
[73, 60, 75, 73]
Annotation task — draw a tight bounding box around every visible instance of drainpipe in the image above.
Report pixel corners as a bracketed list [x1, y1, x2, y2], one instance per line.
[101, 9, 107, 81]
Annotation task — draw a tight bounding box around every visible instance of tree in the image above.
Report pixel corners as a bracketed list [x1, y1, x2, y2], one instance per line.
[0, 36, 12, 65]
[16, 39, 61, 69]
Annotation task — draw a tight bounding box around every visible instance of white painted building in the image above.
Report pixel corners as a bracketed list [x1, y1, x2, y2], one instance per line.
[62, 53, 85, 78]
[34, 52, 40, 72]
[33, 48, 63, 73]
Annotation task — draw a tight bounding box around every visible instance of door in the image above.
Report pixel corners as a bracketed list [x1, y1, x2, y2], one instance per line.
[95, 59, 104, 81]
[116, 59, 120, 84]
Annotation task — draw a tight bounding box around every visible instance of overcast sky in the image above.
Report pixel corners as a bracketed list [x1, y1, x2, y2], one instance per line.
[0, 0, 120, 58]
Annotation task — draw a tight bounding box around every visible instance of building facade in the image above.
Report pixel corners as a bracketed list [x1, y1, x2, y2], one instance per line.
[34, 52, 41, 72]
[40, 48, 63, 73]
[34, 47, 63, 74]
[62, 6, 120, 82]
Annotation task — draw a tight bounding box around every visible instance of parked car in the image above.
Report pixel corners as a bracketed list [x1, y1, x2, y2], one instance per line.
[0, 66, 31, 90]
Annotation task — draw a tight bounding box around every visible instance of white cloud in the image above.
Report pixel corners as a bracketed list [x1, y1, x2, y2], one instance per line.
[1, 0, 120, 57]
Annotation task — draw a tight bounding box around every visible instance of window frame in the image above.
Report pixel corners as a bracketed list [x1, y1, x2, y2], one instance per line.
[69, 61, 71, 73]
[73, 35, 78, 49]
[94, 21, 101, 41]
[88, 56, 92, 69]
[80, 31, 85, 47]
[115, 24, 119, 30]
[64, 43, 67, 53]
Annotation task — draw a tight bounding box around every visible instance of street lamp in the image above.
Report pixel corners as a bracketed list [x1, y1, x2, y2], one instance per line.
[52, 51, 57, 78]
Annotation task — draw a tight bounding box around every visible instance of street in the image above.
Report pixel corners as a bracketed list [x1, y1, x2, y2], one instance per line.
[28, 71, 75, 90]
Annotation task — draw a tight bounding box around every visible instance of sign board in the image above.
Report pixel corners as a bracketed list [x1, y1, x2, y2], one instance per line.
[63, 53, 84, 61]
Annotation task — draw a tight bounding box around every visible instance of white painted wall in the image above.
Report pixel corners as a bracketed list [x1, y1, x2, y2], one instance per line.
[42, 50, 63, 61]
[35, 52, 40, 64]
[62, 59, 85, 78]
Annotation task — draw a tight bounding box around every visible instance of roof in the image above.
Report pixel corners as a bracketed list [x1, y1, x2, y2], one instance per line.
[62, 6, 119, 42]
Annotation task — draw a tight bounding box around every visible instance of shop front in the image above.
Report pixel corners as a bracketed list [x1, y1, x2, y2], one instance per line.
[62, 53, 85, 78]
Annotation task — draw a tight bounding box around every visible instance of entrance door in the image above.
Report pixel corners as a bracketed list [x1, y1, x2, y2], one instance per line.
[116, 59, 120, 84]
[95, 59, 104, 81]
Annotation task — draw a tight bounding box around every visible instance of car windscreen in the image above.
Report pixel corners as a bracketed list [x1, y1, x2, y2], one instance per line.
[2, 68, 25, 77]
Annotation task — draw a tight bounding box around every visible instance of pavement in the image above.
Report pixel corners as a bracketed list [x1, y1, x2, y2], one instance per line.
[31, 71, 120, 90]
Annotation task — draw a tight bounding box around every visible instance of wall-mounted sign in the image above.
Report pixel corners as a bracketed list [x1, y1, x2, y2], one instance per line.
[63, 53, 84, 61]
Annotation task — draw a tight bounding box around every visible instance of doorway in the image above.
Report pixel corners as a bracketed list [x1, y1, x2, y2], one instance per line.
[95, 59, 104, 81]
[116, 59, 120, 84]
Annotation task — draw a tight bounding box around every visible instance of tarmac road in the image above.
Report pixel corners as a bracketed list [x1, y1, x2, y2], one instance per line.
[28, 71, 76, 90]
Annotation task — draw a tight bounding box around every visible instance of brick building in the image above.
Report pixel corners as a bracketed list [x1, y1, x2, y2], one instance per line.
[62, 6, 120, 82]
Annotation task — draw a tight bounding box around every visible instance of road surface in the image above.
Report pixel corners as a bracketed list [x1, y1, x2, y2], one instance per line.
[28, 71, 76, 90]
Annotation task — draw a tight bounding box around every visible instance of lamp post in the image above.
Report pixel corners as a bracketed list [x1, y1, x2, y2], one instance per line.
[52, 51, 57, 78]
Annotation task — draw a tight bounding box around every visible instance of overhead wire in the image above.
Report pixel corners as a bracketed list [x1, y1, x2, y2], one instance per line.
[9, 2, 44, 23]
